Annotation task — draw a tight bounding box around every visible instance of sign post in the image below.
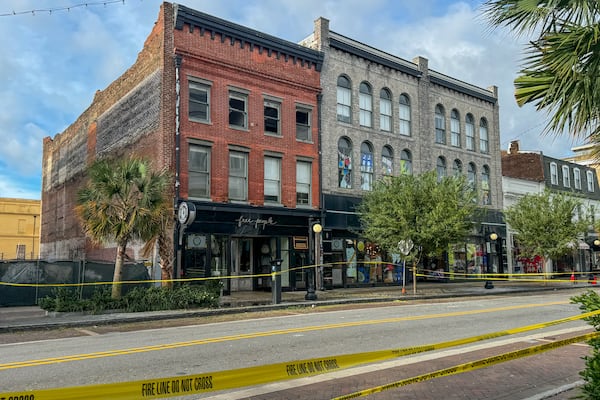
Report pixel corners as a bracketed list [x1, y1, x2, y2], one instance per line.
[397, 239, 414, 295]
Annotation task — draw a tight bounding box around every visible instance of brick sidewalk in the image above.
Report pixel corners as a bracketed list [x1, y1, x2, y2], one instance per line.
[229, 330, 590, 400]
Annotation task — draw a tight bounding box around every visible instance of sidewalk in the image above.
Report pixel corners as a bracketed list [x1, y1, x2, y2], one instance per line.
[0, 280, 585, 332]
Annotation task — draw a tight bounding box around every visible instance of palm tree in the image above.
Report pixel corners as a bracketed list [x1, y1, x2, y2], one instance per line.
[481, 0, 600, 153]
[75, 156, 173, 299]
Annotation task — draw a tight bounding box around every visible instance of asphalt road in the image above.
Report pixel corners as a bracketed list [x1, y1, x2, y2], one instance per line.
[0, 290, 594, 399]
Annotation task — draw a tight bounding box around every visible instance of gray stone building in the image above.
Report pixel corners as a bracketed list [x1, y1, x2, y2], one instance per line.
[301, 18, 505, 284]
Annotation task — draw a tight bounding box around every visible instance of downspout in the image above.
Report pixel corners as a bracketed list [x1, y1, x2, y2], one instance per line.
[317, 93, 324, 223]
[174, 54, 182, 280]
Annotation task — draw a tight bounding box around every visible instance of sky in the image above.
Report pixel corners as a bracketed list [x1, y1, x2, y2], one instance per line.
[0, 0, 586, 200]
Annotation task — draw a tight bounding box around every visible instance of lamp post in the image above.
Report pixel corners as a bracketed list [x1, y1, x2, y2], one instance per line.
[485, 233, 498, 289]
[305, 223, 322, 300]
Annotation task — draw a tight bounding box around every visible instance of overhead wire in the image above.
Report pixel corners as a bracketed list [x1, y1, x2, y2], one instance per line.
[0, 0, 127, 17]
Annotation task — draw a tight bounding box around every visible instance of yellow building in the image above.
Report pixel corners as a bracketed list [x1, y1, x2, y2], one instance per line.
[0, 198, 41, 260]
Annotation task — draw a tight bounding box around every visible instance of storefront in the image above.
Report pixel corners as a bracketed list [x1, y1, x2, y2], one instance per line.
[176, 201, 321, 294]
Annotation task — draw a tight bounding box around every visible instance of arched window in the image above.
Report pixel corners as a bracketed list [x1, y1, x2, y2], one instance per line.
[481, 165, 491, 205]
[380, 88, 392, 132]
[451, 109, 461, 147]
[468, 162, 477, 190]
[360, 141, 374, 190]
[338, 137, 353, 188]
[399, 94, 411, 136]
[465, 114, 475, 151]
[435, 105, 446, 144]
[479, 118, 489, 153]
[381, 145, 394, 176]
[359, 82, 373, 127]
[337, 76, 352, 123]
[436, 156, 447, 181]
[400, 149, 412, 175]
[453, 159, 462, 177]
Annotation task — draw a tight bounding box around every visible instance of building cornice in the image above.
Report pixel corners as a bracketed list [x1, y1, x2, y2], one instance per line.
[174, 4, 324, 72]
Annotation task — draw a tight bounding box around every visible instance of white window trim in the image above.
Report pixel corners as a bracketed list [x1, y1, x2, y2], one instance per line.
[562, 165, 571, 187]
[550, 162, 558, 185]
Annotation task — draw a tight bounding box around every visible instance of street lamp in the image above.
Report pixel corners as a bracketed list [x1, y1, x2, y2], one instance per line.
[485, 233, 498, 289]
[305, 223, 322, 300]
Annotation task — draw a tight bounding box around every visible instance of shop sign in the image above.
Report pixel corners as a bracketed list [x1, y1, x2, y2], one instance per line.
[235, 215, 277, 230]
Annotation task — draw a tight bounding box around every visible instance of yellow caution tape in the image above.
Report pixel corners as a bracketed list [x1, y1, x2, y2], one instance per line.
[332, 331, 600, 400]
[3, 309, 599, 400]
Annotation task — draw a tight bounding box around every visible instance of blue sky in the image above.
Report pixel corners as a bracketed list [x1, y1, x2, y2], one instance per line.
[0, 0, 584, 200]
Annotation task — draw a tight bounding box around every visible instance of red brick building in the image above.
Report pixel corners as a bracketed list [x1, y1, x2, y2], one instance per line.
[41, 3, 323, 292]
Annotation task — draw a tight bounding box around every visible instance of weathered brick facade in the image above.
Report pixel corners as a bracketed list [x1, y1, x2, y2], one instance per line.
[40, 2, 323, 292]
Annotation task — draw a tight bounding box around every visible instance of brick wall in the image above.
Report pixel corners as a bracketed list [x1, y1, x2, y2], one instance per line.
[174, 22, 322, 208]
[40, 4, 170, 261]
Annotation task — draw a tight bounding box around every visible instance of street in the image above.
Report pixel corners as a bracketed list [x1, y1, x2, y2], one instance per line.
[0, 290, 594, 399]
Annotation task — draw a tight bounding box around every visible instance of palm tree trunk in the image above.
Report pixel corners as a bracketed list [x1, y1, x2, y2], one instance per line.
[112, 242, 127, 299]
[158, 231, 174, 288]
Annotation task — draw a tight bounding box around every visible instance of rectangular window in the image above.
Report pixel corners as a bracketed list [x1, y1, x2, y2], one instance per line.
[229, 92, 248, 129]
[296, 161, 311, 206]
[550, 163, 558, 185]
[189, 81, 210, 122]
[465, 122, 475, 151]
[229, 152, 248, 201]
[574, 168, 582, 189]
[588, 170, 595, 192]
[296, 108, 311, 141]
[562, 165, 571, 187]
[435, 115, 445, 144]
[451, 118, 460, 147]
[359, 93, 372, 127]
[264, 100, 280, 135]
[380, 98, 392, 132]
[337, 87, 351, 123]
[189, 144, 210, 199]
[264, 157, 281, 203]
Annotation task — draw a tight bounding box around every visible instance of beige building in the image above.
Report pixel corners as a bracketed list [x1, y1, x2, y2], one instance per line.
[0, 198, 41, 260]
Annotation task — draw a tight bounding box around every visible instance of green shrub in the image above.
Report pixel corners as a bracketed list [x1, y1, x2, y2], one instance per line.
[38, 283, 222, 313]
[571, 290, 600, 398]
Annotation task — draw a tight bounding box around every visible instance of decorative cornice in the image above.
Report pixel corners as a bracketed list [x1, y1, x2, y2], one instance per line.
[173, 4, 323, 72]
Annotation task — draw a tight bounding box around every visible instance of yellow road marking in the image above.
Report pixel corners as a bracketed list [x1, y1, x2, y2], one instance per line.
[0, 301, 570, 370]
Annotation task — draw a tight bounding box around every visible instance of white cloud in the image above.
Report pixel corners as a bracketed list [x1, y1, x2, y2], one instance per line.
[0, 0, 586, 200]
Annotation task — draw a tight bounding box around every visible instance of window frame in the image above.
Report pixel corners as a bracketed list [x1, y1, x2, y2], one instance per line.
[550, 162, 558, 185]
[360, 141, 374, 191]
[436, 156, 447, 181]
[188, 79, 211, 123]
[481, 165, 491, 205]
[264, 156, 281, 204]
[188, 143, 211, 199]
[465, 114, 475, 151]
[359, 82, 373, 128]
[296, 160, 312, 206]
[400, 149, 412, 175]
[562, 165, 571, 188]
[379, 88, 392, 132]
[435, 105, 446, 144]
[381, 145, 394, 176]
[264, 99, 281, 136]
[450, 109, 461, 147]
[574, 168, 582, 190]
[228, 151, 248, 201]
[229, 91, 248, 130]
[337, 75, 352, 124]
[399, 94, 411, 136]
[479, 118, 489, 154]
[296, 106, 312, 142]
[467, 162, 477, 190]
[338, 137, 353, 189]
[588, 170, 595, 192]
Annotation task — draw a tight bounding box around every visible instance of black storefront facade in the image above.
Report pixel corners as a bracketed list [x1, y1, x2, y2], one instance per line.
[176, 201, 322, 294]
[321, 194, 508, 286]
